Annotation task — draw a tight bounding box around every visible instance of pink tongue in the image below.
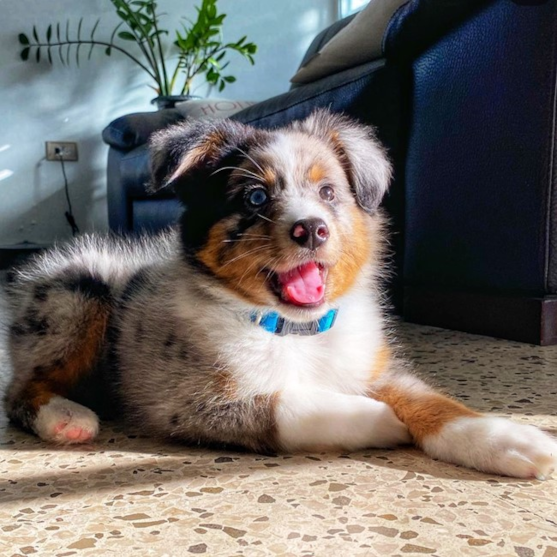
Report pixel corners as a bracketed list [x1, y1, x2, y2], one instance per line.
[278, 262, 325, 305]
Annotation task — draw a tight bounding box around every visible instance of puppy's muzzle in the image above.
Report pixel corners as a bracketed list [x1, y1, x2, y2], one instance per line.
[290, 218, 330, 250]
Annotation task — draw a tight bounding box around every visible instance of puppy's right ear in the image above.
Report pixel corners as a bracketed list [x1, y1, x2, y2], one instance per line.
[149, 119, 258, 193]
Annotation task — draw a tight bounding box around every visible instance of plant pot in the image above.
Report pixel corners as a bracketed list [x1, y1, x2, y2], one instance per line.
[151, 95, 200, 110]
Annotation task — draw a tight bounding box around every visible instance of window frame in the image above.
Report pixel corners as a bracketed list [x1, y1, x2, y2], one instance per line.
[338, 0, 369, 18]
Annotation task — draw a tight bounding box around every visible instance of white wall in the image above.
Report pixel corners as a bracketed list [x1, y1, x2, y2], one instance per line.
[0, 0, 336, 245]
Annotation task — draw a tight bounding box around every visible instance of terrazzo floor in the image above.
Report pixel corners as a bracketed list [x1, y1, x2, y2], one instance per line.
[1, 283, 556, 555]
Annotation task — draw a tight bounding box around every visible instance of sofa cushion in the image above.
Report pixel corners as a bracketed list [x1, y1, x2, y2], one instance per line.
[290, 0, 407, 85]
[293, 13, 357, 79]
[175, 98, 256, 120]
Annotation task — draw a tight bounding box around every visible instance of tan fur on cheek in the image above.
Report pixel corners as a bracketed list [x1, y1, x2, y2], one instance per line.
[196, 221, 274, 305]
[372, 384, 479, 445]
[328, 208, 373, 301]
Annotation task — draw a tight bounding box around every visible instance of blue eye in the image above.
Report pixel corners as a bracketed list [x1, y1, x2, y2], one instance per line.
[247, 188, 268, 207]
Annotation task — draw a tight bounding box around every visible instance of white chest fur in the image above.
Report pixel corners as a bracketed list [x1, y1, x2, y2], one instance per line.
[201, 291, 386, 399]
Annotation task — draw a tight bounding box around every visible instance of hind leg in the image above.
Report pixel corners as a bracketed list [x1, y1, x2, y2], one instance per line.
[5, 274, 111, 444]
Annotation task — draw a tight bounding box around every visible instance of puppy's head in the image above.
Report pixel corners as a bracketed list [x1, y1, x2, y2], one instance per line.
[150, 110, 391, 320]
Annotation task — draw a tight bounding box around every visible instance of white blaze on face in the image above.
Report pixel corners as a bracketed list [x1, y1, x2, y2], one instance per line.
[257, 131, 337, 307]
[282, 196, 329, 230]
[262, 131, 332, 229]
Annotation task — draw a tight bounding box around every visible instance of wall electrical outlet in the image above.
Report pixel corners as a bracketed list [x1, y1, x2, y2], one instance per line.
[45, 141, 79, 162]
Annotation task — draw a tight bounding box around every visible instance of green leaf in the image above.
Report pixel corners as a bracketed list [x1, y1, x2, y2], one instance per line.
[116, 9, 128, 23]
[35, 47, 41, 62]
[20, 47, 30, 61]
[18, 33, 29, 45]
[135, 12, 153, 24]
[105, 46, 112, 56]
[118, 31, 136, 41]
[77, 17, 83, 40]
[150, 29, 167, 40]
[46, 24, 52, 43]
[90, 19, 100, 40]
[206, 68, 217, 82]
[56, 22, 61, 41]
[47, 47, 53, 64]
[32, 26, 38, 42]
[110, 22, 124, 45]
[218, 80, 225, 92]
[223, 75, 235, 83]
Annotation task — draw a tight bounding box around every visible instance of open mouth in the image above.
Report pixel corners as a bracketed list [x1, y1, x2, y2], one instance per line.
[269, 261, 328, 307]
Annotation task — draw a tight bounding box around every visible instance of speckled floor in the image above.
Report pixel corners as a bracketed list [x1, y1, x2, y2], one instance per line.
[1, 285, 557, 555]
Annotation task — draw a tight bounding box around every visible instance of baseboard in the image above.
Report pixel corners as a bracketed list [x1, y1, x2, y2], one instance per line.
[0, 244, 49, 270]
[403, 287, 557, 346]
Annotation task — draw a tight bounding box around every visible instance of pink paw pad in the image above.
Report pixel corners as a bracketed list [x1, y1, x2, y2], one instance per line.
[64, 426, 93, 442]
[34, 397, 100, 445]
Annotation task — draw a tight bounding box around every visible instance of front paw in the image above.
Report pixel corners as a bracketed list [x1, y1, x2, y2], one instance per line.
[421, 416, 557, 479]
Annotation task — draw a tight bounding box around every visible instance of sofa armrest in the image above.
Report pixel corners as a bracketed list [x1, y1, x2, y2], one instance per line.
[102, 109, 184, 151]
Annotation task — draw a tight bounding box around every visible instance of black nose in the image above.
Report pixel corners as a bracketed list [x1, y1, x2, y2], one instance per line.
[290, 218, 330, 250]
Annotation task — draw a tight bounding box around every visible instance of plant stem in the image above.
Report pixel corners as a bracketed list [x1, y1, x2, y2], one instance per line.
[32, 39, 157, 81]
[180, 52, 193, 95]
[113, 0, 163, 92]
[169, 58, 182, 94]
[148, 3, 169, 95]
[180, 43, 221, 93]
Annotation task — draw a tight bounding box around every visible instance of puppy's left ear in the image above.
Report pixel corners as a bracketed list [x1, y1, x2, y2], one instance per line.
[294, 110, 392, 214]
[149, 119, 258, 193]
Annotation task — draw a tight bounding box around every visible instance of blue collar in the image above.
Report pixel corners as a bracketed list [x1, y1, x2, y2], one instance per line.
[250, 309, 338, 336]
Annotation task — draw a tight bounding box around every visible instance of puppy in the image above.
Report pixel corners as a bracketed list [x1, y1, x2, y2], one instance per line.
[4, 110, 556, 479]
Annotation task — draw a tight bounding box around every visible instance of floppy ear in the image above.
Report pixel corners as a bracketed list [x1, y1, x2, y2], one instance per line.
[293, 110, 392, 214]
[149, 118, 259, 194]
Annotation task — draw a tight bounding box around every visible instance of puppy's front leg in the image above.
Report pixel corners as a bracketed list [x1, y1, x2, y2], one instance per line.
[371, 371, 557, 479]
[275, 389, 411, 452]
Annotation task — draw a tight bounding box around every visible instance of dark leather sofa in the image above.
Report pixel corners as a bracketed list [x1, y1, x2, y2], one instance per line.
[102, 0, 557, 345]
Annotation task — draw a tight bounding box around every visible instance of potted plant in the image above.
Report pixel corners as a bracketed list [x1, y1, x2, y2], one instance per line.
[17, 0, 257, 109]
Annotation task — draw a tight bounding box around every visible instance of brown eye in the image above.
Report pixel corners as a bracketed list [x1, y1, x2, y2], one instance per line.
[319, 185, 335, 202]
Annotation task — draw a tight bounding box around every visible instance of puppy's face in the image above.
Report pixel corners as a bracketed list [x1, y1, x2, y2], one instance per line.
[150, 110, 391, 320]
